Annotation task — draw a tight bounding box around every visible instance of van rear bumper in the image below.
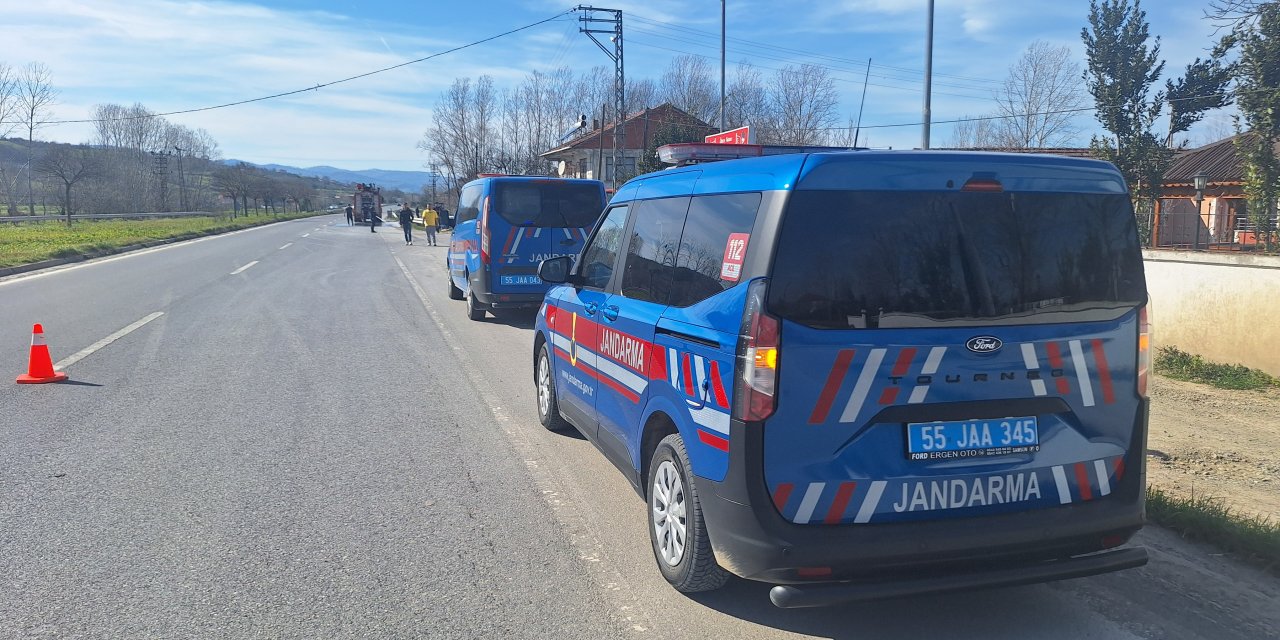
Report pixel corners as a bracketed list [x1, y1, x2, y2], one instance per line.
[699, 400, 1149, 593]
[767, 546, 1148, 608]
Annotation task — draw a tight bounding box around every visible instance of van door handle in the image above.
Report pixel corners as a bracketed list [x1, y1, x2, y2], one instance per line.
[584, 302, 599, 316]
[602, 305, 619, 322]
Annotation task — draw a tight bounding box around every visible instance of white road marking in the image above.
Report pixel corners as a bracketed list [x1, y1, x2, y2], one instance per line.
[301, 233, 310, 238]
[229, 261, 258, 275]
[0, 218, 304, 288]
[53, 312, 164, 370]
[278, 243, 293, 250]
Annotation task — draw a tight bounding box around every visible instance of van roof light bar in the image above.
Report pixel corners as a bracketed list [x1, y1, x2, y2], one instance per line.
[657, 143, 864, 166]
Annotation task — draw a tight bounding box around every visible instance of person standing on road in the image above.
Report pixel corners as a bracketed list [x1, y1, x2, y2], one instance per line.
[369, 204, 377, 233]
[345, 204, 354, 226]
[421, 205, 439, 246]
[399, 202, 414, 245]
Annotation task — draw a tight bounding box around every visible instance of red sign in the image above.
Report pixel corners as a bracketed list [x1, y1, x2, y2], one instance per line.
[705, 126, 754, 145]
[721, 233, 750, 281]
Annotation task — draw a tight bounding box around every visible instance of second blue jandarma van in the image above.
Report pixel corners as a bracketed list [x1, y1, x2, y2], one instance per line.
[447, 176, 606, 320]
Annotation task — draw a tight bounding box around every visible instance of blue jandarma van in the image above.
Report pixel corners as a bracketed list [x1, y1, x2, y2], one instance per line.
[447, 176, 606, 320]
[532, 150, 1150, 607]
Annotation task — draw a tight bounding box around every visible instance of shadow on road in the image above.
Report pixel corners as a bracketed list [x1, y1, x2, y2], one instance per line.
[58, 380, 104, 387]
[687, 577, 1096, 640]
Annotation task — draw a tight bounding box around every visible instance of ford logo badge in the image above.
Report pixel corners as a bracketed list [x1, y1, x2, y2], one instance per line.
[966, 336, 1002, 353]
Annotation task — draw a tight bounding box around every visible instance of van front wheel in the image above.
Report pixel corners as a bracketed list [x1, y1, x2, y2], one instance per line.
[647, 434, 729, 593]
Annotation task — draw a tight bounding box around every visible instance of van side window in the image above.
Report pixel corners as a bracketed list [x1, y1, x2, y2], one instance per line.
[619, 197, 688, 304]
[578, 205, 629, 290]
[456, 184, 483, 224]
[670, 193, 762, 307]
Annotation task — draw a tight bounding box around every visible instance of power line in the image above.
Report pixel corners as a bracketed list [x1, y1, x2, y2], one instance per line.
[2, 9, 576, 127]
[628, 12, 1005, 87]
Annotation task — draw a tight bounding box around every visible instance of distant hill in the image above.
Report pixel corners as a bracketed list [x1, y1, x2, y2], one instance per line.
[226, 161, 438, 193]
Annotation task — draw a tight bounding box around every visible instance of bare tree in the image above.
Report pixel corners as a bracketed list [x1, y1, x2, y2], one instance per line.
[17, 62, 57, 215]
[724, 62, 770, 132]
[0, 62, 21, 213]
[626, 77, 658, 115]
[948, 115, 1005, 148]
[768, 64, 839, 145]
[993, 41, 1085, 148]
[660, 55, 718, 123]
[36, 143, 101, 223]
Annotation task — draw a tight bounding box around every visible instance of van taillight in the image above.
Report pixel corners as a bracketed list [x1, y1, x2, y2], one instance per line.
[479, 196, 491, 265]
[1137, 305, 1151, 398]
[733, 279, 779, 422]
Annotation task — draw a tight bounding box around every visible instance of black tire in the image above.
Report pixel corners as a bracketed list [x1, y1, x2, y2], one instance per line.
[466, 290, 486, 321]
[447, 276, 464, 300]
[535, 343, 573, 432]
[647, 433, 730, 593]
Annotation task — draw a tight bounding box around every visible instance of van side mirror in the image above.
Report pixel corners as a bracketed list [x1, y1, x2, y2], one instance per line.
[538, 255, 575, 284]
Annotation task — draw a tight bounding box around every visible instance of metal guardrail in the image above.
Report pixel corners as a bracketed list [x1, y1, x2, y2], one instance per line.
[0, 211, 218, 223]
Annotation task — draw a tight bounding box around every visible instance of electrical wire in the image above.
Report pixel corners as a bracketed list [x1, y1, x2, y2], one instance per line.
[5, 9, 576, 127]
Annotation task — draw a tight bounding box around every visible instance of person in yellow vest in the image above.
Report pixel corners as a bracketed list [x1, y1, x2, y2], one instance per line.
[421, 205, 439, 246]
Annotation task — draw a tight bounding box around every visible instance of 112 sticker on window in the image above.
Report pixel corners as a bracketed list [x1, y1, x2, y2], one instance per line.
[721, 233, 749, 282]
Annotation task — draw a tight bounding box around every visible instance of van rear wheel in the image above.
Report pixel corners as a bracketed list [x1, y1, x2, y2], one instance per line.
[536, 344, 573, 432]
[647, 434, 729, 593]
[466, 290, 486, 321]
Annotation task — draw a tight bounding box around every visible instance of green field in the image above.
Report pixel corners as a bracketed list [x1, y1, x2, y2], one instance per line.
[0, 212, 326, 269]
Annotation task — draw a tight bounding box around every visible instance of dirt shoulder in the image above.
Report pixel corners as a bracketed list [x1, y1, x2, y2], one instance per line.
[1147, 374, 1280, 522]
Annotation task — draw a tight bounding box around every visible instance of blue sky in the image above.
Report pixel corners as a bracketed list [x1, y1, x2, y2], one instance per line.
[0, 0, 1237, 171]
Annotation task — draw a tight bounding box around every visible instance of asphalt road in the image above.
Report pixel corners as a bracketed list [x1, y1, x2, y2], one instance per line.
[1, 214, 1276, 639]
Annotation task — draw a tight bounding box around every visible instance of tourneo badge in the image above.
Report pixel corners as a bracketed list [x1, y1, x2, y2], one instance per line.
[965, 336, 1002, 353]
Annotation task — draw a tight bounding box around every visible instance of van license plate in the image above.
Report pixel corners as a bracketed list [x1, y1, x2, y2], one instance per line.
[500, 275, 542, 285]
[906, 417, 1039, 460]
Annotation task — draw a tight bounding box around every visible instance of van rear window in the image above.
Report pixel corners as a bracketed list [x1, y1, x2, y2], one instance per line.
[493, 181, 604, 228]
[768, 190, 1146, 329]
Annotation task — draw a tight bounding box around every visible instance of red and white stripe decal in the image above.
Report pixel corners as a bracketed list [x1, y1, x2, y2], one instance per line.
[1044, 342, 1072, 395]
[793, 482, 826, 524]
[1069, 339, 1096, 407]
[772, 483, 795, 512]
[1091, 339, 1116, 404]
[1050, 456, 1123, 504]
[1020, 343, 1048, 396]
[908, 347, 946, 404]
[809, 349, 855, 424]
[838, 348, 886, 423]
[708, 360, 730, 409]
[824, 481, 858, 524]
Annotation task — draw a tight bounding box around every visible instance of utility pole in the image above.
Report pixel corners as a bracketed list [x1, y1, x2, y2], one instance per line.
[578, 5, 624, 188]
[173, 146, 187, 211]
[720, 0, 726, 131]
[922, 0, 934, 149]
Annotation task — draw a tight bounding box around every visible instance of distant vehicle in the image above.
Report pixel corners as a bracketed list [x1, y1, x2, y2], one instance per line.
[447, 176, 606, 321]
[532, 149, 1151, 607]
[352, 183, 383, 225]
[327, 204, 339, 210]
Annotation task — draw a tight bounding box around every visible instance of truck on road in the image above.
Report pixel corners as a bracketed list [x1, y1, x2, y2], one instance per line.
[352, 183, 384, 225]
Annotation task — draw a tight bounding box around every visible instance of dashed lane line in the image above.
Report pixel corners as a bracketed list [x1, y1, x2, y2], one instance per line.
[54, 312, 164, 371]
[229, 261, 258, 275]
[301, 233, 310, 238]
[279, 243, 293, 250]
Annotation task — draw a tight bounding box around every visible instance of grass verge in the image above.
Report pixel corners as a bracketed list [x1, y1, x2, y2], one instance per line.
[1155, 346, 1280, 391]
[1147, 486, 1280, 571]
[0, 212, 326, 269]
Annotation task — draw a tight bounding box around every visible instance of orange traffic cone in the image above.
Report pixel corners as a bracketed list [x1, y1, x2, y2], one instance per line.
[16, 324, 67, 384]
